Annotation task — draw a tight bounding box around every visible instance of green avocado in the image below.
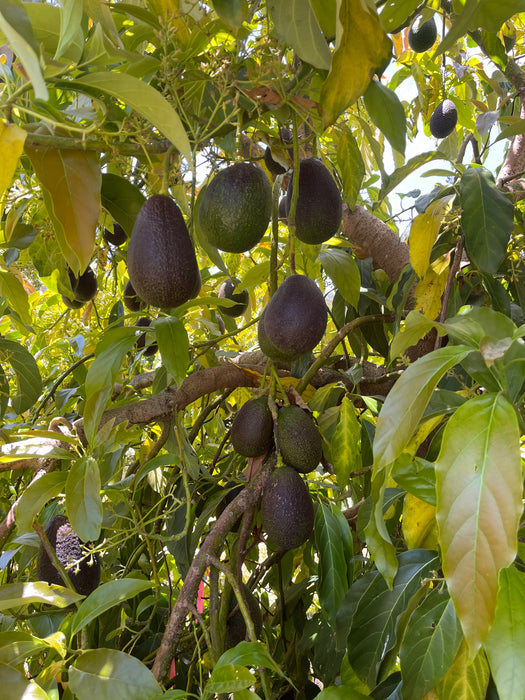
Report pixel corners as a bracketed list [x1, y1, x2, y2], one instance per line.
[261, 466, 314, 550]
[198, 162, 272, 253]
[230, 395, 274, 457]
[127, 194, 201, 308]
[277, 405, 322, 474]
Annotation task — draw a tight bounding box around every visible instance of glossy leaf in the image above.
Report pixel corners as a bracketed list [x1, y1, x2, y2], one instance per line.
[389, 310, 437, 360]
[0, 270, 31, 326]
[15, 471, 67, 534]
[71, 579, 153, 636]
[378, 152, 441, 201]
[379, 0, 421, 32]
[211, 0, 251, 32]
[320, 249, 360, 309]
[316, 687, 370, 700]
[402, 493, 438, 550]
[0, 662, 47, 699]
[436, 640, 490, 699]
[18, 2, 83, 63]
[391, 455, 436, 506]
[336, 129, 365, 209]
[414, 254, 450, 320]
[65, 456, 102, 542]
[0, 631, 49, 666]
[363, 471, 399, 586]
[409, 196, 454, 278]
[320, 0, 392, 127]
[329, 395, 361, 488]
[475, 0, 525, 32]
[363, 79, 406, 156]
[27, 147, 101, 274]
[55, 0, 83, 59]
[69, 648, 162, 700]
[267, 0, 331, 70]
[310, 0, 337, 37]
[400, 588, 463, 699]
[373, 345, 472, 469]
[460, 167, 514, 275]
[101, 173, 146, 238]
[0, 582, 82, 610]
[0, 338, 42, 414]
[206, 664, 254, 694]
[483, 566, 525, 700]
[215, 641, 285, 676]
[436, 393, 522, 655]
[154, 317, 189, 387]
[0, 120, 26, 205]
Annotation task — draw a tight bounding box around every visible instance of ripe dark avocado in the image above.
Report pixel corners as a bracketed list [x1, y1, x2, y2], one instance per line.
[224, 585, 263, 648]
[257, 308, 293, 363]
[123, 279, 146, 312]
[135, 317, 158, 357]
[264, 146, 288, 176]
[429, 99, 457, 139]
[278, 197, 288, 220]
[103, 223, 127, 246]
[230, 395, 274, 457]
[36, 515, 100, 596]
[68, 265, 98, 303]
[277, 405, 322, 474]
[285, 158, 342, 245]
[61, 295, 85, 310]
[260, 275, 327, 361]
[408, 14, 437, 53]
[198, 162, 272, 253]
[218, 277, 249, 317]
[261, 466, 314, 550]
[127, 194, 201, 308]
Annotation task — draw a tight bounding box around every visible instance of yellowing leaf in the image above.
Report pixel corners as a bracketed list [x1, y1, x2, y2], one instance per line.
[402, 493, 438, 550]
[409, 196, 454, 278]
[0, 120, 26, 208]
[436, 641, 490, 700]
[320, 0, 392, 128]
[27, 148, 101, 274]
[414, 254, 450, 320]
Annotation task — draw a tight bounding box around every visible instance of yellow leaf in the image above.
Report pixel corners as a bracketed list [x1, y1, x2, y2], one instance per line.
[0, 120, 26, 210]
[27, 147, 101, 274]
[409, 196, 454, 278]
[414, 254, 450, 320]
[402, 493, 438, 550]
[436, 641, 490, 699]
[320, 0, 392, 128]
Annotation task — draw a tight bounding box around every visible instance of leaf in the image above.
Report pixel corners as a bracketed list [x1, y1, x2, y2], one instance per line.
[320, 0, 392, 128]
[475, 0, 525, 33]
[0, 582, 83, 610]
[435, 393, 523, 656]
[390, 310, 437, 360]
[215, 641, 285, 676]
[409, 196, 455, 278]
[320, 249, 361, 309]
[402, 493, 438, 550]
[0, 120, 26, 205]
[399, 589, 463, 699]
[154, 317, 189, 386]
[211, 0, 252, 32]
[205, 664, 254, 695]
[266, 0, 331, 70]
[363, 79, 406, 156]
[0, 338, 42, 414]
[0, 270, 31, 326]
[336, 129, 365, 209]
[460, 167, 514, 275]
[436, 640, 490, 699]
[378, 152, 441, 201]
[363, 471, 399, 587]
[434, 0, 479, 56]
[373, 345, 472, 469]
[239, 261, 271, 292]
[69, 648, 162, 700]
[101, 173, 146, 238]
[483, 566, 525, 700]
[55, 0, 84, 59]
[0, 0, 48, 100]
[379, 0, 421, 32]
[0, 631, 49, 666]
[315, 503, 352, 627]
[414, 255, 450, 320]
[316, 687, 370, 700]
[391, 455, 436, 506]
[62, 72, 191, 162]
[330, 395, 361, 488]
[27, 147, 101, 274]
[310, 0, 337, 37]
[15, 471, 67, 534]
[65, 456, 102, 542]
[0, 662, 48, 699]
[71, 579, 153, 636]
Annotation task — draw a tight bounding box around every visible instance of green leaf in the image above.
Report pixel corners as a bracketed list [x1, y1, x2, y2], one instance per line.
[0, 631, 49, 666]
[320, 249, 360, 309]
[69, 648, 162, 700]
[436, 640, 490, 699]
[0, 338, 42, 414]
[211, 0, 252, 32]
[55, 0, 84, 59]
[363, 471, 399, 587]
[379, 0, 421, 32]
[61, 73, 191, 162]
[484, 566, 525, 700]
[239, 261, 271, 292]
[363, 79, 406, 156]
[336, 129, 365, 209]
[267, 0, 331, 70]
[315, 503, 352, 627]
[101, 173, 146, 238]
[310, 0, 337, 37]
[320, 0, 392, 128]
[0, 581, 83, 610]
[0, 270, 30, 326]
[330, 395, 361, 488]
[316, 687, 370, 700]
[390, 310, 437, 360]
[434, 0, 479, 56]
[0, 662, 48, 699]
[65, 456, 102, 542]
[399, 588, 463, 698]
[373, 345, 472, 469]
[71, 579, 153, 636]
[205, 664, 254, 695]
[475, 0, 525, 33]
[154, 317, 189, 386]
[391, 455, 436, 506]
[460, 167, 514, 275]
[215, 641, 285, 676]
[15, 471, 67, 534]
[378, 152, 442, 201]
[436, 393, 523, 656]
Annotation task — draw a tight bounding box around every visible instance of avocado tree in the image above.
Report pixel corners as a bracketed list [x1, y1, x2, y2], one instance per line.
[0, 1, 524, 698]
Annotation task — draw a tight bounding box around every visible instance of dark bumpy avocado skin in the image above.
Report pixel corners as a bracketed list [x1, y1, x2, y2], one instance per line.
[135, 317, 158, 357]
[285, 158, 342, 245]
[278, 405, 322, 474]
[408, 15, 437, 52]
[224, 585, 263, 648]
[260, 275, 327, 360]
[198, 162, 272, 253]
[429, 99, 457, 139]
[37, 515, 100, 596]
[231, 396, 274, 457]
[68, 266, 98, 303]
[261, 466, 314, 550]
[104, 223, 127, 246]
[218, 277, 249, 318]
[123, 279, 146, 312]
[127, 195, 201, 308]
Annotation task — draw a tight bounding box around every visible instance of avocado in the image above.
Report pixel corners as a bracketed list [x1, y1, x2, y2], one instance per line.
[127, 194, 201, 308]
[36, 515, 100, 596]
[429, 99, 457, 139]
[218, 277, 249, 317]
[123, 279, 146, 312]
[103, 223, 127, 246]
[285, 158, 342, 245]
[264, 146, 288, 176]
[224, 584, 263, 648]
[277, 405, 322, 474]
[259, 275, 327, 361]
[135, 317, 158, 357]
[257, 307, 294, 363]
[278, 197, 288, 220]
[261, 466, 314, 550]
[68, 265, 98, 303]
[198, 162, 272, 253]
[61, 295, 85, 310]
[230, 395, 274, 457]
[408, 14, 437, 53]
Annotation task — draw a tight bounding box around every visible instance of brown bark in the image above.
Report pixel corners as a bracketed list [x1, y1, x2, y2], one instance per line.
[496, 96, 525, 188]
